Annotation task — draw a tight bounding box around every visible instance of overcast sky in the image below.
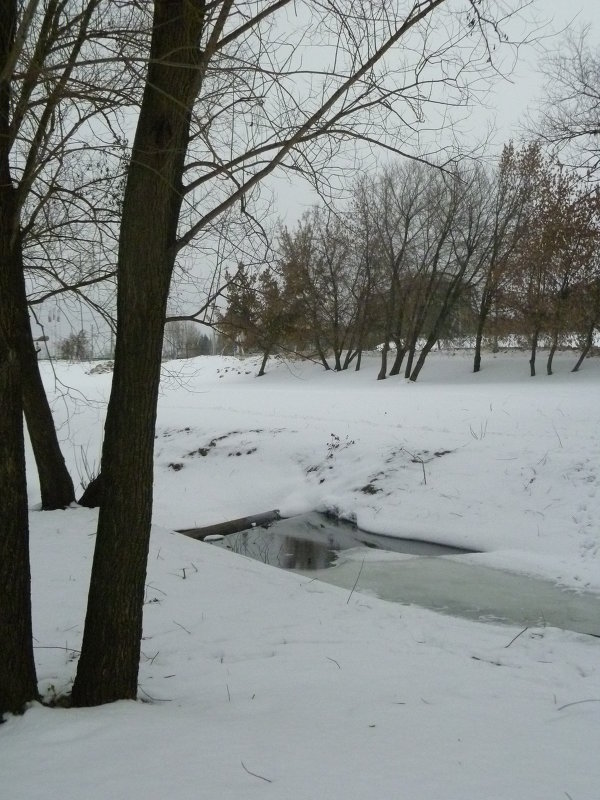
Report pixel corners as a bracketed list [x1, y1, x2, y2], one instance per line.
[482, 0, 599, 144]
[272, 0, 600, 222]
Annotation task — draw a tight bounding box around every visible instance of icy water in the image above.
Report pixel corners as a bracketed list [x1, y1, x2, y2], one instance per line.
[210, 512, 600, 637]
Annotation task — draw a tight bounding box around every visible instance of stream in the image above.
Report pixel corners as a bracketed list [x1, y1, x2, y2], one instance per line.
[205, 512, 600, 636]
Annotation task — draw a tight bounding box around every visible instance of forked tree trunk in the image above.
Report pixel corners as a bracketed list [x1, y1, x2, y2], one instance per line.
[72, 0, 206, 707]
[0, 0, 39, 710]
[388, 345, 406, 376]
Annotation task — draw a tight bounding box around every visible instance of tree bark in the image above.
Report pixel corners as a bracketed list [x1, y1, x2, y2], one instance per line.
[72, 0, 206, 707]
[0, 0, 39, 712]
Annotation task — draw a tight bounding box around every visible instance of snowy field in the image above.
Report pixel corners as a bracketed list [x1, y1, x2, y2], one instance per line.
[2, 350, 600, 799]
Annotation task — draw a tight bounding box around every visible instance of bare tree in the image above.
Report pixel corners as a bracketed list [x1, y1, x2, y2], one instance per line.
[472, 142, 542, 372]
[537, 30, 600, 181]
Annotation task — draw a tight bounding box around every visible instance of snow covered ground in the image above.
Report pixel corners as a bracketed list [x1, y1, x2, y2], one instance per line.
[2, 350, 600, 799]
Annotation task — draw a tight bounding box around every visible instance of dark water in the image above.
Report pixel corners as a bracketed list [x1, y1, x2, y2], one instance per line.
[214, 512, 471, 569]
[209, 512, 600, 636]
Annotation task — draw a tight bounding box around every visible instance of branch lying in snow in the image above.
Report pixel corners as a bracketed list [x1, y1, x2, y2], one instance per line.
[241, 761, 272, 783]
[557, 698, 600, 712]
[504, 626, 529, 648]
[347, 559, 365, 604]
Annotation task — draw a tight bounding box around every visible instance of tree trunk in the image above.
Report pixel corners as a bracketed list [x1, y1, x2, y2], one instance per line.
[72, 0, 206, 707]
[529, 329, 539, 377]
[377, 342, 389, 380]
[409, 333, 437, 382]
[572, 322, 596, 372]
[404, 340, 416, 378]
[473, 308, 489, 373]
[0, 0, 39, 711]
[77, 473, 103, 508]
[546, 331, 559, 375]
[315, 339, 330, 370]
[342, 348, 357, 369]
[388, 345, 406, 376]
[257, 349, 269, 376]
[0, 341, 39, 716]
[354, 348, 362, 371]
[22, 346, 76, 508]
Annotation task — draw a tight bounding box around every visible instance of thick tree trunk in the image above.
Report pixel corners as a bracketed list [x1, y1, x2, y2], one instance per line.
[0, 341, 39, 716]
[22, 346, 76, 508]
[0, 0, 39, 711]
[72, 0, 206, 707]
[529, 329, 539, 377]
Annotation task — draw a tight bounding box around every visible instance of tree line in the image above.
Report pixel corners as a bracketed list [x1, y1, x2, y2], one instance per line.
[219, 143, 600, 379]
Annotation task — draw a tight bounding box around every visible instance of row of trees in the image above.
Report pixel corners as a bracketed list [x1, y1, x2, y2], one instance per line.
[219, 144, 600, 379]
[2, 0, 535, 715]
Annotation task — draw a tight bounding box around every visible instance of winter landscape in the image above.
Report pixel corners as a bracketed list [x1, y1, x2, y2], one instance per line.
[3, 0, 600, 797]
[3, 350, 600, 799]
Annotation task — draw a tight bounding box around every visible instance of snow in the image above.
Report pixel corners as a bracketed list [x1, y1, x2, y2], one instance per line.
[2, 349, 600, 799]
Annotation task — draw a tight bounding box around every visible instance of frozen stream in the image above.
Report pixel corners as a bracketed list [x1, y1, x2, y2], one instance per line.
[209, 512, 600, 637]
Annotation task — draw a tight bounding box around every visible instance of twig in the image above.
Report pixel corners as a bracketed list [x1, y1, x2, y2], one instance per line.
[326, 656, 341, 669]
[551, 421, 563, 448]
[138, 686, 172, 703]
[557, 698, 600, 712]
[173, 619, 192, 634]
[347, 559, 365, 604]
[504, 626, 529, 648]
[241, 761, 272, 783]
